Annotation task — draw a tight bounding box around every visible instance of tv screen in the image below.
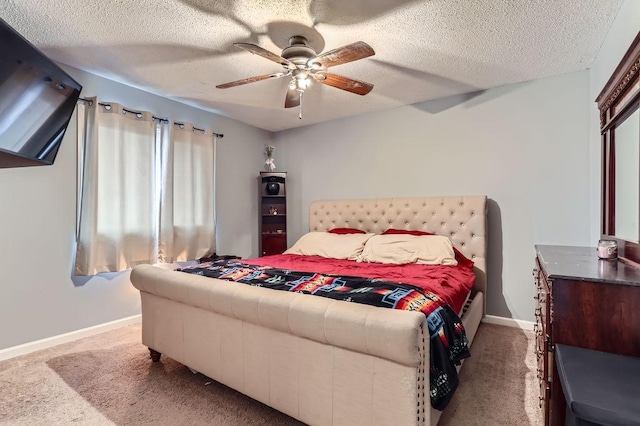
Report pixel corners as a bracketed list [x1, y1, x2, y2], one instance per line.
[0, 18, 82, 168]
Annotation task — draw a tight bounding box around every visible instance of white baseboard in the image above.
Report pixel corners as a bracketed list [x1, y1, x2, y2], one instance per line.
[0, 314, 141, 362]
[482, 314, 535, 331]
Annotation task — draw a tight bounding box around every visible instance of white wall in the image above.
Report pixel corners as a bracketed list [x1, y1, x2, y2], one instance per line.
[276, 70, 592, 321]
[588, 0, 640, 243]
[0, 65, 271, 350]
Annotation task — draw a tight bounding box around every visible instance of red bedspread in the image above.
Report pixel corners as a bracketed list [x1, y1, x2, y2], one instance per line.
[242, 252, 475, 314]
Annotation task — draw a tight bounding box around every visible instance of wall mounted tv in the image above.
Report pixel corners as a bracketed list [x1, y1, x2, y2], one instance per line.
[0, 18, 82, 168]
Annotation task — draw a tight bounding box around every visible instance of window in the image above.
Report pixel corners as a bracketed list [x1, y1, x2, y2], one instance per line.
[75, 98, 217, 275]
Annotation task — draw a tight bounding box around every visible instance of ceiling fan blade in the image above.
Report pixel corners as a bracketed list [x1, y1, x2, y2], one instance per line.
[315, 72, 374, 95]
[216, 72, 289, 89]
[285, 87, 300, 108]
[234, 43, 296, 69]
[309, 41, 374, 68]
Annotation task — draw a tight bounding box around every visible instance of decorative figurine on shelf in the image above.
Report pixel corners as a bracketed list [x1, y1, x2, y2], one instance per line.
[269, 206, 278, 215]
[264, 144, 276, 171]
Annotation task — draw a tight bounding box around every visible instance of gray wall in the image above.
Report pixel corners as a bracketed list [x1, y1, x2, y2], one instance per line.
[2, 0, 637, 349]
[0, 65, 271, 350]
[276, 70, 592, 322]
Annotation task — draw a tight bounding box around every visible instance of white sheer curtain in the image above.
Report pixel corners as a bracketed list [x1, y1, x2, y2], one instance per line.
[156, 119, 174, 264]
[166, 123, 217, 262]
[75, 99, 217, 275]
[75, 99, 158, 275]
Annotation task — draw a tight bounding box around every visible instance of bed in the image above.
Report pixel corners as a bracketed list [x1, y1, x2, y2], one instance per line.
[130, 195, 487, 425]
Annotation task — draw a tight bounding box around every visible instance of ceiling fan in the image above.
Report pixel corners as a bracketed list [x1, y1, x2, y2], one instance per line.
[216, 35, 375, 118]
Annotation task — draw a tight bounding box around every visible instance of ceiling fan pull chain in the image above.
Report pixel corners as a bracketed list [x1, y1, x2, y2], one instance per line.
[299, 91, 303, 119]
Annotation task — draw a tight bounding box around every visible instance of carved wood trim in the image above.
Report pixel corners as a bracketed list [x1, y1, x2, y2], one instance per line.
[596, 32, 640, 130]
[598, 57, 640, 127]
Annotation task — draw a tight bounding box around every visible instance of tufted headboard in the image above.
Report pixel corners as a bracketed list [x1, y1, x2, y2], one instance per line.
[309, 195, 488, 298]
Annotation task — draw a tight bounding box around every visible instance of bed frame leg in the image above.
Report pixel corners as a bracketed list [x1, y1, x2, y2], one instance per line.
[149, 348, 161, 362]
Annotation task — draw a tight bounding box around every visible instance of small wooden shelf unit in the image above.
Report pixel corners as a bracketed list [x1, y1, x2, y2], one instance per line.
[259, 172, 287, 256]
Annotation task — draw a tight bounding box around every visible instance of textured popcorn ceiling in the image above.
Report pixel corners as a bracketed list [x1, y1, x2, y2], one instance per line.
[0, 0, 624, 132]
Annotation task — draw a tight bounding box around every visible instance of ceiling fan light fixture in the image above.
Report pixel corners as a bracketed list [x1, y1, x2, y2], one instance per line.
[289, 72, 311, 92]
[297, 75, 310, 90]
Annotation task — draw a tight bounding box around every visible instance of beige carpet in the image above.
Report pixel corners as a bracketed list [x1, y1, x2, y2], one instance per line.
[0, 323, 543, 426]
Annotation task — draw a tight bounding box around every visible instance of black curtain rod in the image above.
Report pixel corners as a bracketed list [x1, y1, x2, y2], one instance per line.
[175, 121, 224, 138]
[98, 102, 148, 119]
[78, 99, 223, 137]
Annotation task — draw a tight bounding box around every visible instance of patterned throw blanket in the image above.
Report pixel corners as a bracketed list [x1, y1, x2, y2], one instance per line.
[178, 259, 470, 410]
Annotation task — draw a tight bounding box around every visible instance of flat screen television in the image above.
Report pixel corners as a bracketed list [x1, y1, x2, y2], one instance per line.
[0, 18, 82, 168]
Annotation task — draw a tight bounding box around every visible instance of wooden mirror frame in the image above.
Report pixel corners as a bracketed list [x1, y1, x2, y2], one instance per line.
[597, 31, 640, 263]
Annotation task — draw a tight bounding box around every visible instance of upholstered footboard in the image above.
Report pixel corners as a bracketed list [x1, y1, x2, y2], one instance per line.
[132, 195, 488, 425]
[132, 264, 434, 426]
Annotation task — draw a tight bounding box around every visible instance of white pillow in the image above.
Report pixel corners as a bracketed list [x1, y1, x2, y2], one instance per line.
[284, 232, 374, 260]
[357, 234, 458, 265]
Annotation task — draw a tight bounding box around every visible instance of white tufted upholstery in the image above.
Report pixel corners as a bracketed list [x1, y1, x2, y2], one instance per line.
[309, 196, 487, 297]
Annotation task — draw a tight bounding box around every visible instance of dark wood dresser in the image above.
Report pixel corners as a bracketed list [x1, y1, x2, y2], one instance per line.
[534, 245, 640, 426]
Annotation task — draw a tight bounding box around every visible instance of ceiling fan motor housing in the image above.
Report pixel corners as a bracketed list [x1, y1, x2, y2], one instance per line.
[281, 36, 317, 66]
